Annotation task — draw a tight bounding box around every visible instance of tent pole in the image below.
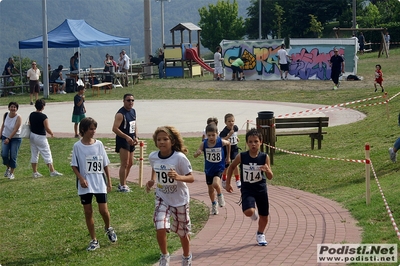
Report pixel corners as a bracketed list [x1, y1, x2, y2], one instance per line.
[42, 0, 49, 98]
[130, 45, 132, 85]
[19, 50, 23, 94]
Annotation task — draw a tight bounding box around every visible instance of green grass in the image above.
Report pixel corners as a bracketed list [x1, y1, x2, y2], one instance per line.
[1, 49, 400, 265]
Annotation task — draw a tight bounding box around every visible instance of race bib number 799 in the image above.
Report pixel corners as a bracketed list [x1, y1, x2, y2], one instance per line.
[86, 155, 103, 174]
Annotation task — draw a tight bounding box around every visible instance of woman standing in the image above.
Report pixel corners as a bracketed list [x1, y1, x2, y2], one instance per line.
[1, 102, 22, 180]
[29, 99, 63, 178]
[104, 54, 113, 72]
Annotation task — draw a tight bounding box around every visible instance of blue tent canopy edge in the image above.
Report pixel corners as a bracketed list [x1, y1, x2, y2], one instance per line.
[19, 19, 130, 49]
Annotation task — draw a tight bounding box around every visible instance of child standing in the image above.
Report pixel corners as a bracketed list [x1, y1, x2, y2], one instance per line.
[71, 117, 117, 251]
[374, 64, 384, 92]
[146, 126, 194, 266]
[194, 123, 230, 215]
[72, 85, 86, 138]
[213, 46, 224, 81]
[220, 113, 241, 189]
[226, 128, 273, 246]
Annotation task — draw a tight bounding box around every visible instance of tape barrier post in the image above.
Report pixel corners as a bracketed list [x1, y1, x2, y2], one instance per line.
[139, 141, 144, 187]
[365, 143, 371, 205]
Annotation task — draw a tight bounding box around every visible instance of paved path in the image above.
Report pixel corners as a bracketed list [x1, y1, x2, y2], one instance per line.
[4, 99, 364, 265]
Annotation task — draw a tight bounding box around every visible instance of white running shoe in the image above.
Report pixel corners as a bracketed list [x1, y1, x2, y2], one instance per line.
[256, 233, 268, 246]
[86, 240, 100, 251]
[4, 168, 10, 177]
[8, 173, 15, 180]
[236, 180, 241, 189]
[50, 171, 63, 177]
[32, 172, 43, 178]
[389, 148, 397, 163]
[217, 194, 225, 207]
[182, 254, 192, 266]
[221, 179, 226, 189]
[159, 253, 170, 266]
[211, 203, 219, 215]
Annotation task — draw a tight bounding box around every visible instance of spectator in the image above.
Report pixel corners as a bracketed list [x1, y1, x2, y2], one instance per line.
[120, 50, 130, 87]
[29, 99, 63, 178]
[329, 48, 344, 90]
[3, 57, 19, 86]
[230, 57, 247, 81]
[213, 46, 224, 81]
[384, 32, 390, 54]
[110, 55, 118, 72]
[358, 32, 365, 55]
[1, 102, 22, 180]
[26, 61, 40, 105]
[70, 52, 79, 72]
[277, 44, 291, 80]
[104, 54, 113, 72]
[49, 65, 66, 94]
[148, 49, 165, 79]
[72, 86, 86, 138]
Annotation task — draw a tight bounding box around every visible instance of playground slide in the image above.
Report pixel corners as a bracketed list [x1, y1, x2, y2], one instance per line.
[185, 48, 214, 73]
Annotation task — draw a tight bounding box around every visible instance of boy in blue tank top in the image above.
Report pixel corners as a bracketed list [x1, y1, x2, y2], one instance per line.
[226, 128, 273, 246]
[194, 123, 230, 215]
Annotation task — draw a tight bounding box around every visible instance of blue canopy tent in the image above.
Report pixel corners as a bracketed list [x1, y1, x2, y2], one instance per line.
[18, 19, 131, 95]
[19, 19, 130, 49]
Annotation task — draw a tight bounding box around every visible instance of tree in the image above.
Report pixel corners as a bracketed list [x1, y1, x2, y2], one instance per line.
[245, 0, 285, 39]
[198, 0, 245, 51]
[308, 14, 324, 38]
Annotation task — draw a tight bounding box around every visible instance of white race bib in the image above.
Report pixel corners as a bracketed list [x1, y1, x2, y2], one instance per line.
[242, 164, 263, 183]
[85, 155, 103, 174]
[205, 147, 222, 162]
[129, 121, 136, 134]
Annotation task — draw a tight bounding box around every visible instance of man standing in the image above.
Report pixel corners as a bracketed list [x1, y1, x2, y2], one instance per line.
[121, 50, 130, 87]
[329, 48, 345, 90]
[112, 94, 138, 192]
[3, 57, 19, 86]
[358, 32, 365, 55]
[26, 61, 41, 105]
[384, 32, 390, 54]
[277, 44, 290, 80]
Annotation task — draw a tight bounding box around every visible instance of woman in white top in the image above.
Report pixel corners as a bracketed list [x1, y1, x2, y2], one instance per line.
[0, 102, 22, 180]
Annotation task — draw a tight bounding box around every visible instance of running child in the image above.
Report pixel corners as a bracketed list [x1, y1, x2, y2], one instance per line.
[220, 113, 241, 189]
[213, 45, 224, 81]
[374, 64, 384, 92]
[194, 123, 230, 215]
[72, 85, 86, 138]
[202, 116, 218, 141]
[146, 126, 194, 266]
[71, 117, 117, 251]
[226, 128, 273, 246]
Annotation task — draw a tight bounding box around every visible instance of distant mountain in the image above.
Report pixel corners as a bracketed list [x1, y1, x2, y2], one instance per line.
[0, 0, 250, 69]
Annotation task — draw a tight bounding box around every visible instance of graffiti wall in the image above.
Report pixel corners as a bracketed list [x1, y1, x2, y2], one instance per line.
[220, 38, 358, 80]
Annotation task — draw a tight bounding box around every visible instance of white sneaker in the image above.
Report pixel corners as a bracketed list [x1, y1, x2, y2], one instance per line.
[236, 180, 241, 189]
[389, 148, 397, 163]
[182, 254, 192, 266]
[211, 203, 218, 215]
[159, 253, 170, 266]
[61, 91, 67, 94]
[50, 171, 63, 177]
[4, 168, 10, 177]
[221, 179, 226, 189]
[251, 210, 259, 221]
[119, 185, 131, 192]
[217, 194, 225, 207]
[32, 172, 43, 178]
[256, 233, 268, 246]
[8, 173, 15, 180]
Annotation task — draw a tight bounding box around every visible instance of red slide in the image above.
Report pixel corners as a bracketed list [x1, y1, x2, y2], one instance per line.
[185, 48, 214, 73]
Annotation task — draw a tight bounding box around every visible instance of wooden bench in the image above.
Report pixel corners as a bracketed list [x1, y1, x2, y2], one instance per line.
[92, 82, 112, 96]
[274, 117, 329, 150]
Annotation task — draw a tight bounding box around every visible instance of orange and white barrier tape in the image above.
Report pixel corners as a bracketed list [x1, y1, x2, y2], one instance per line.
[265, 144, 366, 163]
[370, 161, 400, 240]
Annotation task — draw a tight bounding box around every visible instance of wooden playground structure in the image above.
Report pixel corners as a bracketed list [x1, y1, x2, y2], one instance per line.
[163, 22, 214, 78]
[333, 27, 389, 58]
